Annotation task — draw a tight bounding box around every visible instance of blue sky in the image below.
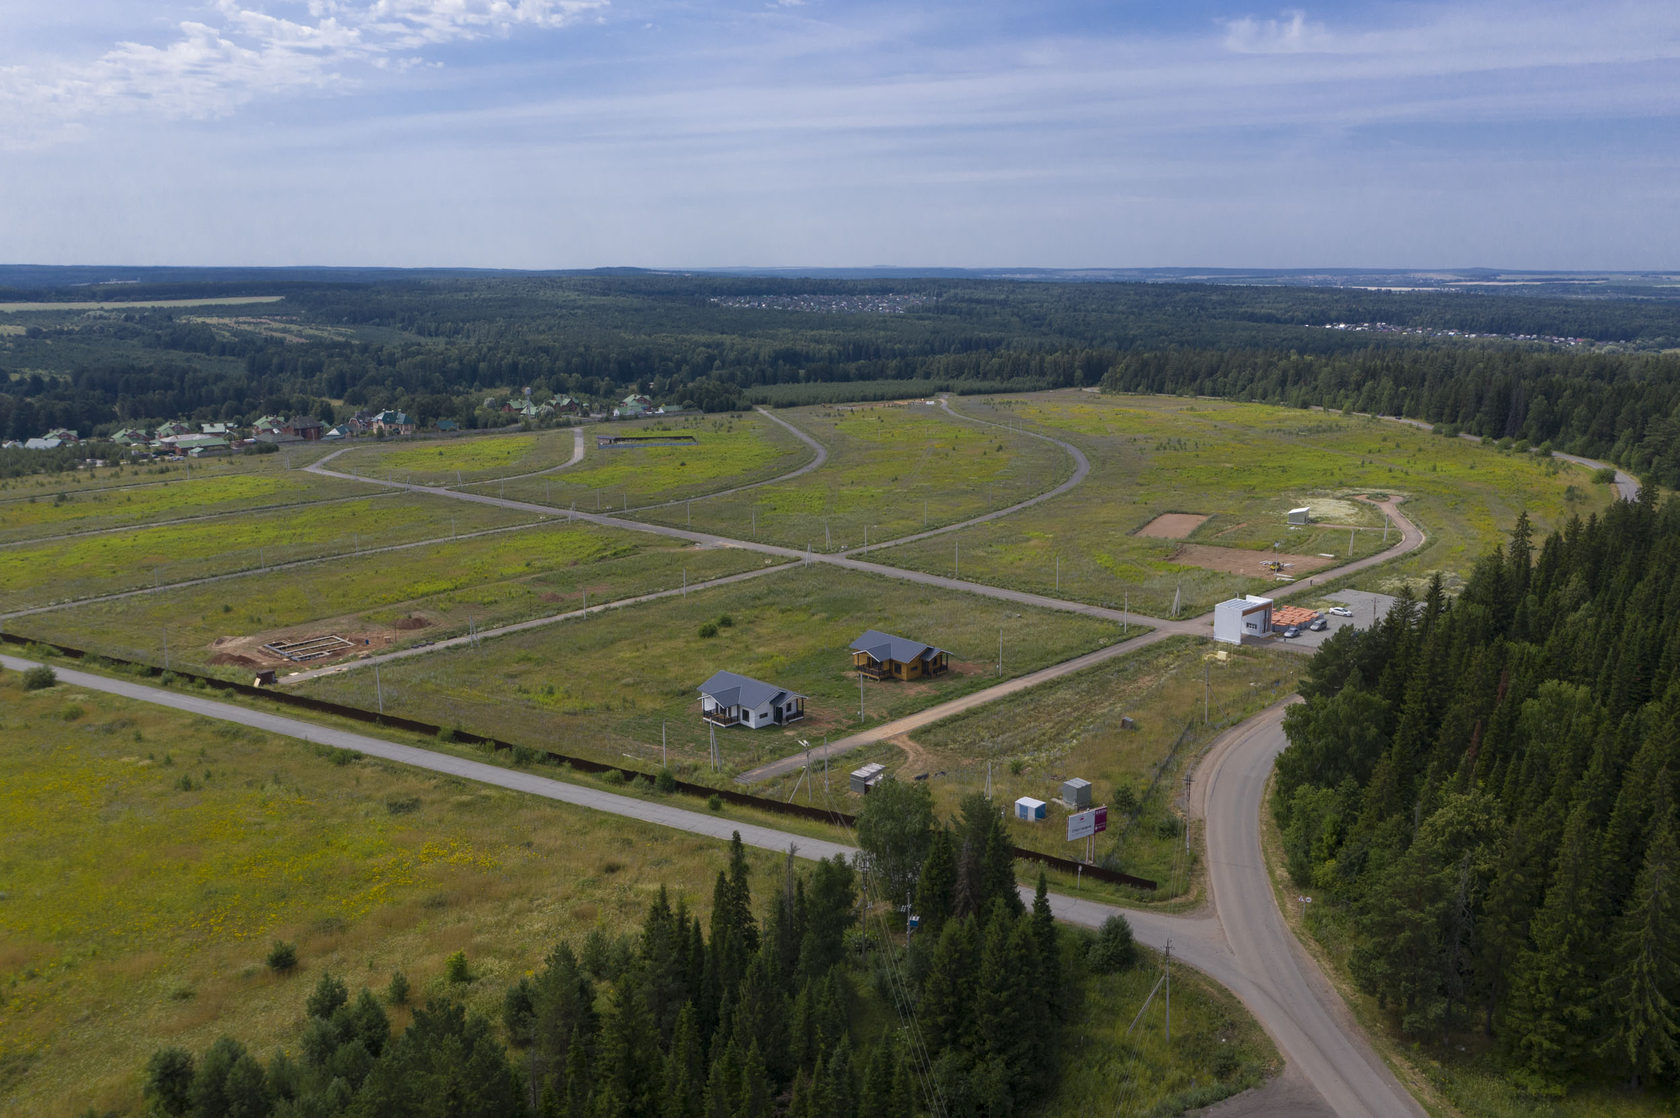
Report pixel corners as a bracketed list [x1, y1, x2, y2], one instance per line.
[1, 0, 1676, 269]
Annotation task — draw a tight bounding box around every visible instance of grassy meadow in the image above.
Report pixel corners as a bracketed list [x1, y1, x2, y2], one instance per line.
[0, 670, 1272, 1118]
[10, 523, 782, 675]
[628, 402, 1072, 550]
[895, 638, 1300, 891]
[874, 393, 1615, 617]
[0, 446, 343, 501]
[484, 412, 812, 509]
[293, 563, 1122, 775]
[0, 494, 539, 613]
[330, 428, 580, 486]
[0, 471, 381, 544]
[0, 673, 795, 1118]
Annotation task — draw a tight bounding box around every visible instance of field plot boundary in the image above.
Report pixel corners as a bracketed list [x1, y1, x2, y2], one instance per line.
[1136, 512, 1210, 539]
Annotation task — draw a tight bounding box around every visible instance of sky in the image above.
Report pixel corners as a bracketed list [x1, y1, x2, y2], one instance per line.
[1, 0, 1677, 269]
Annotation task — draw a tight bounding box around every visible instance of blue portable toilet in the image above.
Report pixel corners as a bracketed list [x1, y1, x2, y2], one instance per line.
[1014, 796, 1047, 822]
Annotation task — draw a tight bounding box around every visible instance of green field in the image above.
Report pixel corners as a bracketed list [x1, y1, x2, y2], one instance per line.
[482, 411, 812, 510]
[0, 296, 285, 313]
[874, 393, 1615, 616]
[0, 675, 799, 1118]
[329, 428, 580, 485]
[13, 524, 781, 675]
[0, 471, 381, 544]
[843, 638, 1302, 891]
[628, 402, 1072, 549]
[0, 672, 1272, 1118]
[0, 446, 343, 500]
[0, 494, 539, 613]
[294, 563, 1122, 775]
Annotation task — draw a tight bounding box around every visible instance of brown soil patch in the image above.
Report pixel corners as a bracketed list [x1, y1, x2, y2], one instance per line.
[391, 616, 430, 630]
[209, 615, 408, 667]
[1170, 544, 1338, 576]
[208, 652, 263, 668]
[889, 733, 931, 776]
[1137, 512, 1211, 539]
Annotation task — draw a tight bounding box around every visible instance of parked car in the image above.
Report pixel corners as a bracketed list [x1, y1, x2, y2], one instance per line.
[1327, 606, 1354, 617]
[1281, 626, 1300, 638]
[1308, 618, 1328, 631]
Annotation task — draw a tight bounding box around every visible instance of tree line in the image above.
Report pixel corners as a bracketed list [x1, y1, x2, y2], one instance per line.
[1273, 490, 1680, 1092]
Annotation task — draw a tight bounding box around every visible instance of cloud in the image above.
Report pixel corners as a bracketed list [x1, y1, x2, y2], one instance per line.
[0, 0, 606, 141]
[1223, 9, 1334, 54]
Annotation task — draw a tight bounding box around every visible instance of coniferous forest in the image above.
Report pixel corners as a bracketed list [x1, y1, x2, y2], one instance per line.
[1273, 490, 1680, 1090]
[139, 806, 1104, 1118]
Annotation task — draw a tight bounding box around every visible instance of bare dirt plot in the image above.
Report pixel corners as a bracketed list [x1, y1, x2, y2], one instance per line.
[1136, 512, 1210, 539]
[209, 614, 432, 666]
[1170, 544, 1338, 576]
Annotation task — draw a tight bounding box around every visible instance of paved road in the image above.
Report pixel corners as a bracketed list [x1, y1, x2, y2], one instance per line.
[0, 653, 1420, 1116]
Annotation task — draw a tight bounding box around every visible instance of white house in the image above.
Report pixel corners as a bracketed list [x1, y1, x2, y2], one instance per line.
[698, 670, 806, 729]
[1214, 595, 1274, 645]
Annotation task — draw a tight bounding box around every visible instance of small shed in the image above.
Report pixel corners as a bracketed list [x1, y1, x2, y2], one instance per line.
[1214, 595, 1274, 645]
[1061, 778, 1092, 808]
[850, 763, 887, 795]
[1015, 797, 1047, 822]
[1287, 506, 1312, 525]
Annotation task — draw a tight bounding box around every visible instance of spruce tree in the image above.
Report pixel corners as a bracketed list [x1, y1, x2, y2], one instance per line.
[1602, 794, 1680, 1084]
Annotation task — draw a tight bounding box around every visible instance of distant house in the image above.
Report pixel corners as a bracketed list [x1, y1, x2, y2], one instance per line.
[848, 630, 950, 681]
[285, 416, 324, 441]
[23, 437, 63, 450]
[200, 422, 231, 436]
[371, 410, 415, 436]
[614, 393, 655, 419]
[436, 418, 460, 432]
[553, 395, 583, 416]
[698, 670, 806, 729]
[251, 415, 287, 436]
[322, 424, 352, 441]
[154, 422, 192, 439]
[111, 427, 151, 445]
[170, 434, 231, 456]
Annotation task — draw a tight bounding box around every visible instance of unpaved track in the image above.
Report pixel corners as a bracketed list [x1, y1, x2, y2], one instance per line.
[0, 654, 1419, 1116]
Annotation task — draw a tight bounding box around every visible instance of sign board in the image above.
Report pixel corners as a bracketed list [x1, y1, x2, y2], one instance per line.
[1067, 806, 1108, 842]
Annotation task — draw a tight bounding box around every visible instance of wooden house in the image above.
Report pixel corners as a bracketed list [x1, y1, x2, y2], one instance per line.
[848, 630, 950, 681]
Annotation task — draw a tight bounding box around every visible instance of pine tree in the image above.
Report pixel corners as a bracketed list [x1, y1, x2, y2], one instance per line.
[919, 916, 977, 1057]
[915, 830, 956, 938]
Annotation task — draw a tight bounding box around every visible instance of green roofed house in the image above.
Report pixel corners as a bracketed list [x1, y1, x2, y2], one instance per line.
[848, 630, 950, 681]
[372, 410, 415, 436]
[698, 670, 806, 729]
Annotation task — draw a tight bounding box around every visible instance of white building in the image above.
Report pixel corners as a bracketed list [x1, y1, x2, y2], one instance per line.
[697, 670, 806, 729]
[1287, 506, 1312, 525]
[1214, 595, 1274, 645]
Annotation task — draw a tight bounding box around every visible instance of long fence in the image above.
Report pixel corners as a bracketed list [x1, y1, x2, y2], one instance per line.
[1, 631, 1156, 890]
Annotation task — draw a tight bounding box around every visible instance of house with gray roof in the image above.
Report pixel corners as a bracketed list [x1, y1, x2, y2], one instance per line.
[698, 670, 806, 729]
[849, 630, 950, 681]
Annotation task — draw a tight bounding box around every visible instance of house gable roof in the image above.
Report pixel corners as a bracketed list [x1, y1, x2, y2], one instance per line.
[849, 629, 945, 665]
[697, 669, 803, 710]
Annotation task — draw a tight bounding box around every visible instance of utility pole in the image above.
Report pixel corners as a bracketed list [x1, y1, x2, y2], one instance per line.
[1124, 591, 1129, 634]
[662, 721, 667, 767]
[954, 541, 959, 579]
[998, 628, 1003, 677]
[1055, 554, 1060, 593]
[682, 567, 687, 596]
[1204, 660, 1210, 724]
[1164, 939, 1172, 1041]
[985, 760, 992, 799]
[687, 499, 691, 528]
[1348, 527, 1355, 557]
[858, 670, 865, 722]
[375, 664, 384, 714]
[163, 629, 169, 670]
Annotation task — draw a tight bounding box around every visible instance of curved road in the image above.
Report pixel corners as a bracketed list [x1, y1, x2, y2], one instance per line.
[0, 654, 1420, 1117]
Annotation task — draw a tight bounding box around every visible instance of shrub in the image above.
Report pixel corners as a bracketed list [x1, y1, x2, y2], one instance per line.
[1593, 466, 1618, 484]
[266, 940, 298, 973]
[717, 614, 734, 628]
[22, 665, 56, 691]
[61, 704, 85, 721]
[511, 745, 537, 767]
[385, 795, 420, 815]
[707, 794, 724, 812]
[601, 769, 626, 786]
[697, 622, 719, 639]
[655, 768, 678, 794]
[386, 970, 411, 1006]
[436, 727, 456, 744]
[305, 972, 348, 1019]
[1088, 915, 1138, 973]
[444, 951, 471, 984]
[143, 1047, 195, 1117]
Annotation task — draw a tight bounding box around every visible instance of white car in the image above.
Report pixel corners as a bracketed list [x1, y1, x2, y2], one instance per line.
[1327, 606, 1354, 617]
